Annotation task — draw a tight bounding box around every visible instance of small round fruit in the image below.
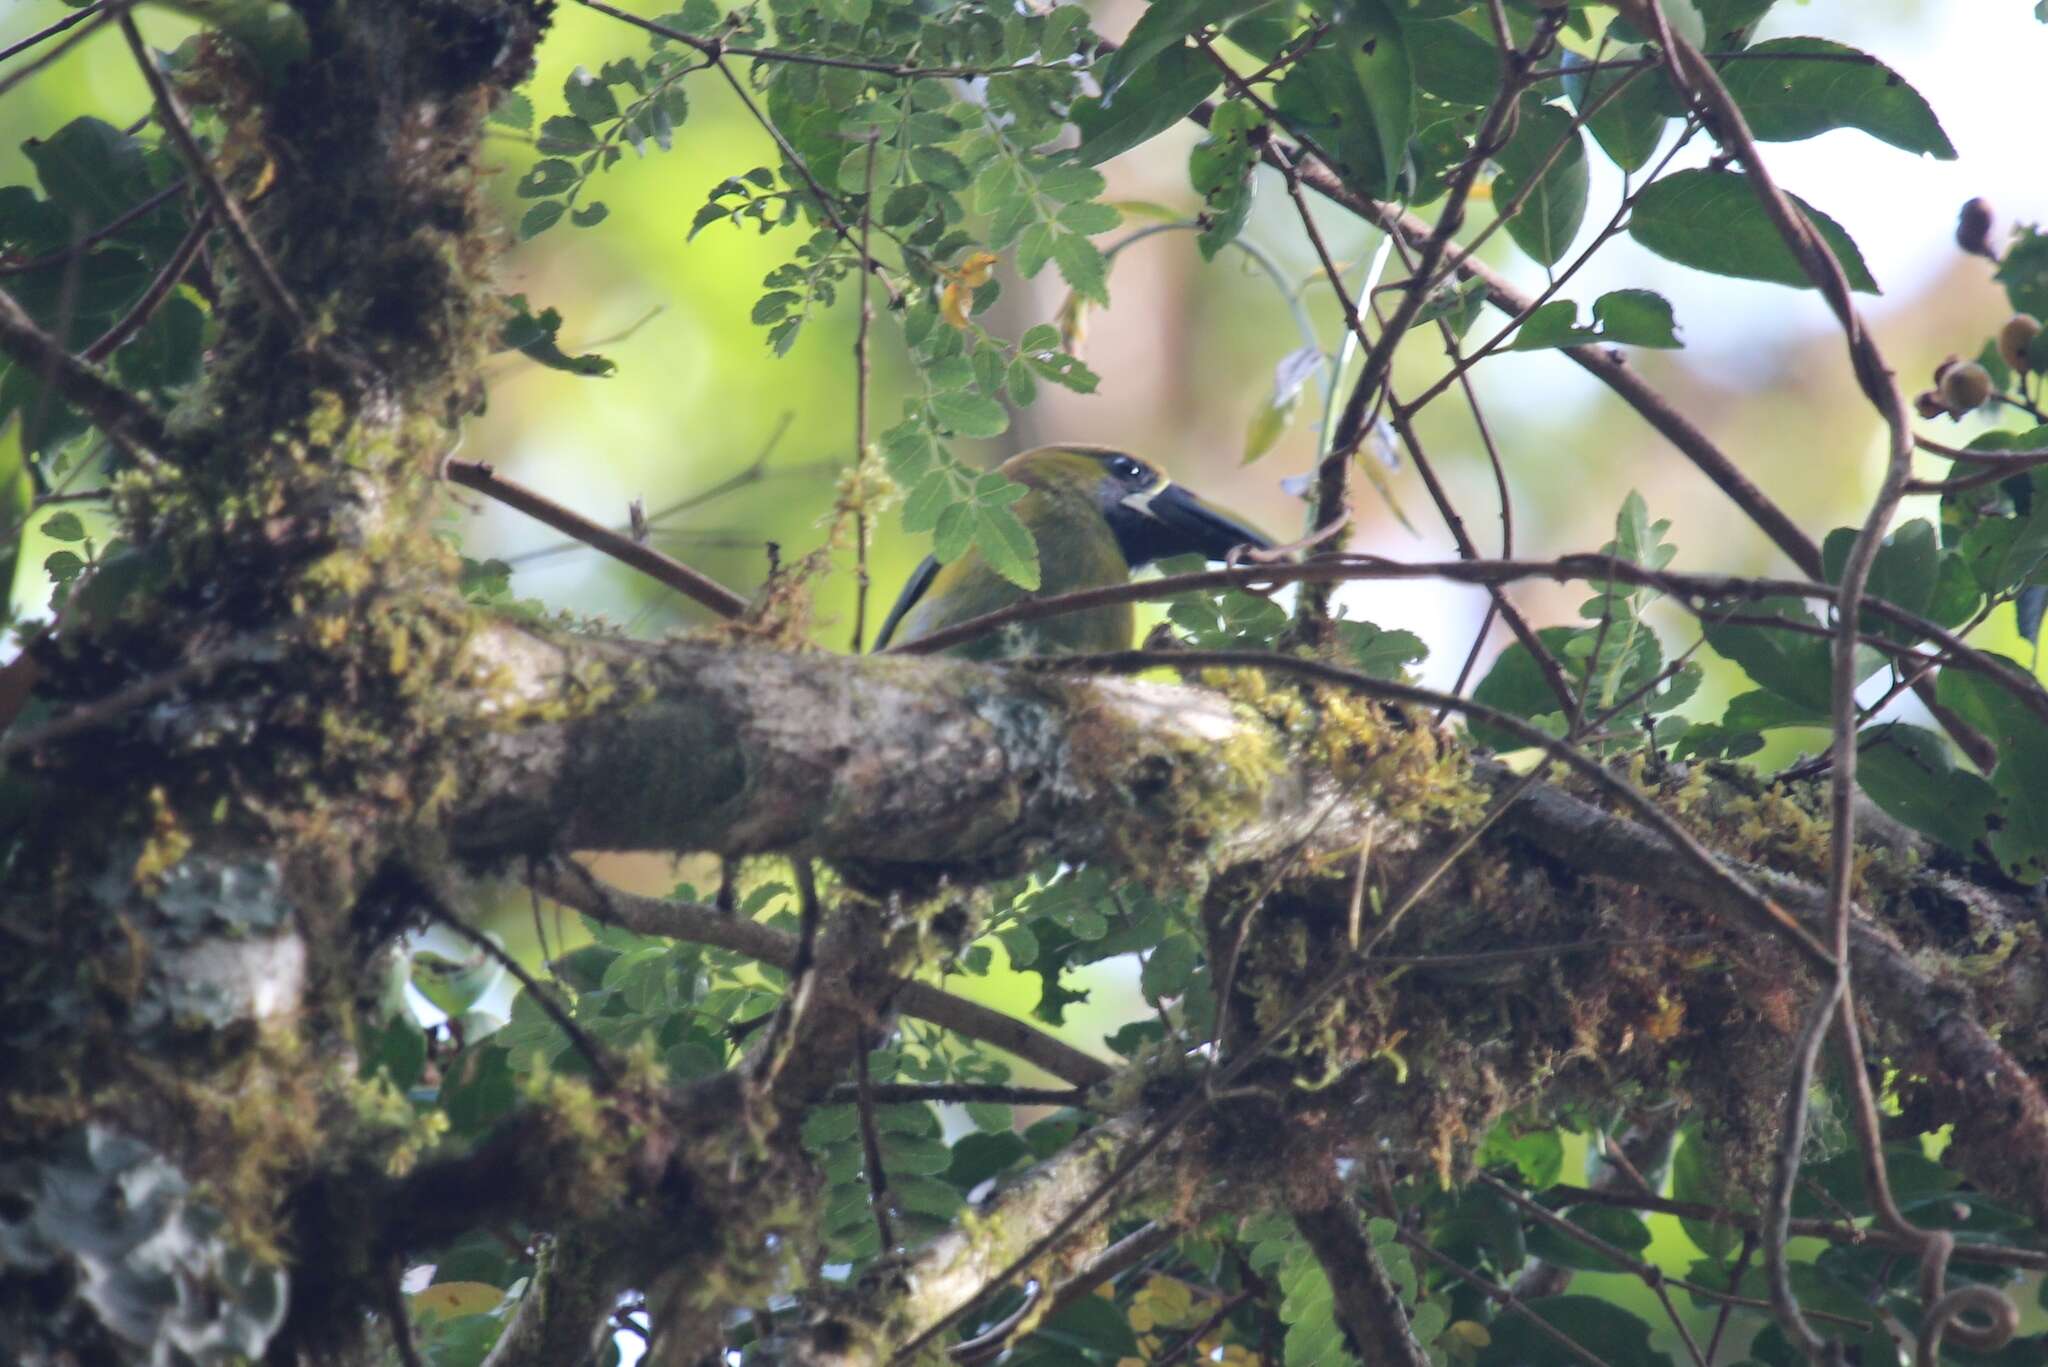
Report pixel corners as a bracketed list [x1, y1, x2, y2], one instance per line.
[1957, 198, 1996, 259]
[1940, 362, 1993, 414]
[2000, 314, 2042, 373]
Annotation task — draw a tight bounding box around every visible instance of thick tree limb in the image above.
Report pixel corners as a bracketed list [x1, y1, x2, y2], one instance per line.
[796, 1114, 1153, 1364]
[457, 631, 1341, 873]
[461, 635, 2048, 1223]
[1289, 1190, 1430, 1367]
[0, 285, 170, 465]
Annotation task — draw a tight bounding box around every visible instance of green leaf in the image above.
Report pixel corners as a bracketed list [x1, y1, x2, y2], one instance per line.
[1591, 289, 1682, 347]
[900, 472, 951, 534]
[1927, 550, 1983, 629]
[112, 293, 205, 393]
[1051, 232, 1109, 305]
[1413, 274, 1490, 336]
[1334, 619, 1428, 678]
[910, 145, 971, 190]
[1857, 722, 1998, 852]
[40, 511, 86, 543]
[1700, 596, 1835, 713]
[1937, 660, 2048, 878]
[1470, 625, 1577, 749]
[1016, 222, 1056, 279]
[1407, 18, 1503, 107]
[1562, 46, 1671, 173]
[656, 0, 722, 35]
[1272, 1241, 1351, 1367]
[1100, 0, 1256, 97]
[517, 159, 576, 198]
[1073, 45, 1222, 166]
[1031, 1292, 1141, 1359]
[519, 200, 566, 238]
[928, 391, 1009, 438]
[564, 67, 620, 124]
[1478, 1120, 1564, 1187]
[1670, 1129, 1741, 1262]
[1141, 932, 1201, 1001]
[1037, 165, 1106, 202]
[1820, 518, 1936, 641]
[1525, 1206, 1652, 1272]
[1996, 228, 2048, 319]
[23, 119, 166, 246]
[44, 549, 86, 585]
[933, 501, 975, 563]
[1329, 0, 1414, 199]
[535, 116, 602, 155]
[1190, 100, 1260, 260]
[1491, 98, 1589, 267]
[492, 92, 535, 131]
[498, 296, 617, 376]
[570, 201, 609, 228]
[1475, 1296, 1673, 1367]
[1629, 169, 1878, 292]
[1509, 299, 1603, 350]
[1960, 514, 2048, 596]
[1056, 201, 1121, 235]
[442, 1045, 518, 1136]
[975, 500, 1041, 590]
[1718, 38, 1955, 158]
[1696, 0, 1777, 46]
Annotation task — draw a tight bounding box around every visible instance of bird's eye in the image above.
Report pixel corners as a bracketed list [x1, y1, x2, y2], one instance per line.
[1109, 456, 1146, 481]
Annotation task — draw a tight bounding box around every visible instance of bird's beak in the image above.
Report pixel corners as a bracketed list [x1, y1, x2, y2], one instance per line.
[1120, 480, 1274, 561]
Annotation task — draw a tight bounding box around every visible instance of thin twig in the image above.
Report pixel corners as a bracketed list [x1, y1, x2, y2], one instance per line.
[415, 869, 618, 1090]
[383, 1261, 426, 1367]
[747, 858, 823, 1093]
[1704, 1234, 1757, 1365]
[1378, 366, 1576, 718]
[1396, 1234, 1618, 1367]
[0, 6, 112, 103]
[572, 0, 1068, 80]
[119, 9, 307, 339]
[445, 458, 750, 618]
[1477, 1174, 1708, 1367]
[851, 131, 878, 653]
[1149, 1289, 1256, 1365]
[1321, 3, 1550, 494]
[529, 862, 1113, 1088]
[951, 1222, 1175, 1363]
[0, 635, 278, 760]
[709, 56, 902, 307]
[0, 180, 186, 278]
[1609, 6, 1956, 1352]
[83, 208, 208, 362]
[0, 2, 102, 64]
[1394, 119, 1704, 421]
[853, 1027, 896, 1255]
[882, 555, 2048, 736]
[819, 1081, 1087, 1108]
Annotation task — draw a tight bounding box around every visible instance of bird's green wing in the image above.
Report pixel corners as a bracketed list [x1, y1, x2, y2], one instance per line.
[871, 554, 939, 650]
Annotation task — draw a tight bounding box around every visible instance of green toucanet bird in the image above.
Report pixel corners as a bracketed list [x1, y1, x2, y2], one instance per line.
[873, 445, 1275, 658]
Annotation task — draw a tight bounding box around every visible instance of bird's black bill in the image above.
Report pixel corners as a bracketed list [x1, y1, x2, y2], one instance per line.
[1111, 482, 1274, 568]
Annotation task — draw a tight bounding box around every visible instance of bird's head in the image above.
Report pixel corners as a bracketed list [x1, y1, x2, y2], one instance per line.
[1004, 446, 1276, 568]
